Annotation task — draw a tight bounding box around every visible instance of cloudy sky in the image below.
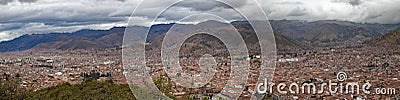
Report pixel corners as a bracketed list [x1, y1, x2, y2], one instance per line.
[0, 0, 399, 41]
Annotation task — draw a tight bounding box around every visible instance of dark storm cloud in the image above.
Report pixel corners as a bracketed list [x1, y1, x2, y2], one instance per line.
[0, 23, 25, 30]
[1, 0, 38, 5]
[332, 0, 363, 6]
[174, 0, 247, 11]
[18, 0, 38, 3]
[0, 0, 138, 41]
[0, 0, 400, 41]
[349, 0, 362, 6]
[0, 0, 14, 5]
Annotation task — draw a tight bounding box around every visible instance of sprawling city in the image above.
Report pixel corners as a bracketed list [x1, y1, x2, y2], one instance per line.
[1, 0, 400, 100]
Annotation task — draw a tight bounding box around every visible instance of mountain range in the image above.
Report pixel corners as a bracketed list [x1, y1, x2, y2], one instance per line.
[269, 20, 399, 43]
[0, 20, 399, 52]
[367, 28, 400, 45]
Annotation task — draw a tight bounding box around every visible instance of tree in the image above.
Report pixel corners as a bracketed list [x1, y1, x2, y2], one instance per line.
[0, 78, 27, 99]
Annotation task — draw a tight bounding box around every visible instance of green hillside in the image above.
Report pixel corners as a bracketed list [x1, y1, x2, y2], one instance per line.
[1, 79, 136, 100]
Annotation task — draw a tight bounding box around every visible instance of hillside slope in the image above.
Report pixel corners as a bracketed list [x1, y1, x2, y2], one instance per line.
[25, 81, 135, 100]
[0, 27, 127, 52]
[268, 20, 399, 43]
[0, 21, 314, 52]
[367, 28, 400, 45]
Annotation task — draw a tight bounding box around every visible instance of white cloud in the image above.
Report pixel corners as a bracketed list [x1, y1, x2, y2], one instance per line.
[0, 32, 18, 41]
[0, 0, 399, 41]
[258, 0, 400, 23]
[0, 0, 138, 41]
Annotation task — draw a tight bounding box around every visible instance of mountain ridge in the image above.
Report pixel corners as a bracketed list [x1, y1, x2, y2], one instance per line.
[366, 28, 400, 45]
[1, 20, 399, 52]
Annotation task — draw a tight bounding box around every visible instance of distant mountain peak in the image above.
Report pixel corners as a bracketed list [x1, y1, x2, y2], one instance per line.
[0, 20, 399, 52]
[367, 28, 400, 45]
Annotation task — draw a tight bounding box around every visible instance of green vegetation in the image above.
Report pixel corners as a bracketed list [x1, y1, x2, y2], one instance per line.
[0, 78, 28, 99]
[262, 94, 273, 100]
[153, 75, 176, 99]
[0, 78, 136, 100]
[1, 76, 275, 100]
